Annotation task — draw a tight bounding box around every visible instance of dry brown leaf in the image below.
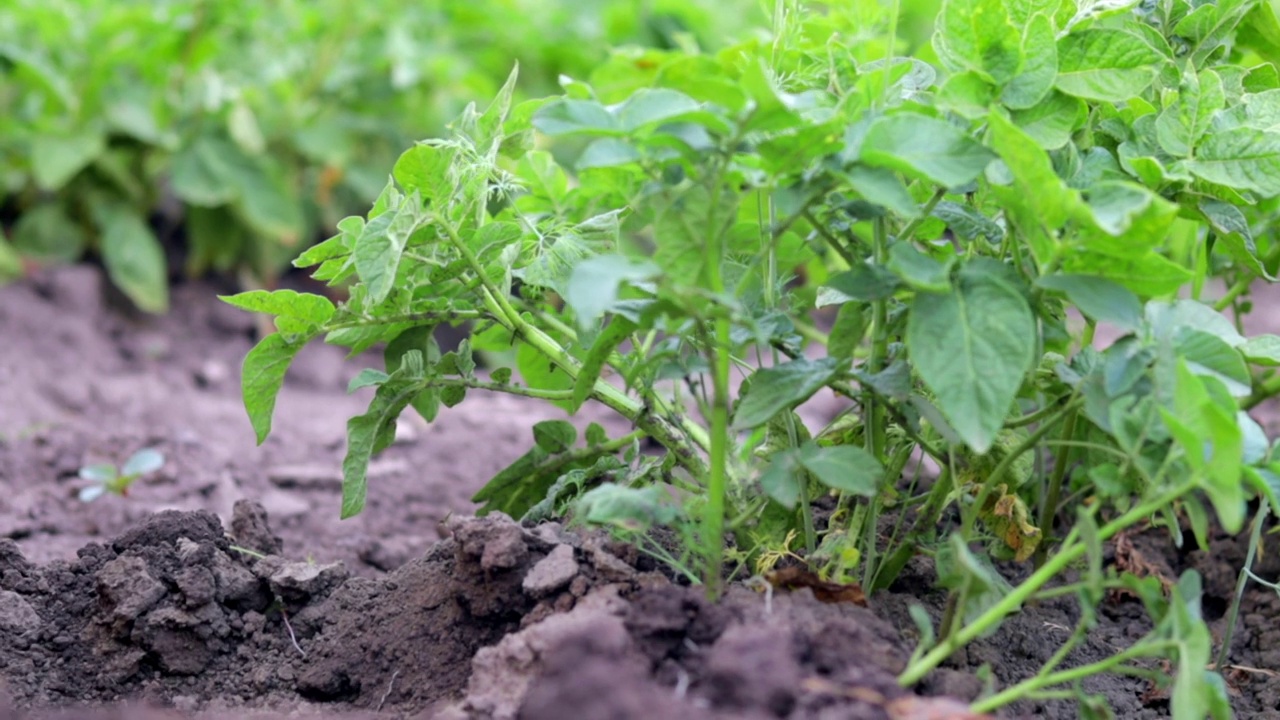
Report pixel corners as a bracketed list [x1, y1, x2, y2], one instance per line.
[765, 566, 867, 606]
[886, 696, 993, 720]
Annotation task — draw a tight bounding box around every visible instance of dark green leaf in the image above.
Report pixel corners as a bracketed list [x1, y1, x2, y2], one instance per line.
[733, 358, 841, 430]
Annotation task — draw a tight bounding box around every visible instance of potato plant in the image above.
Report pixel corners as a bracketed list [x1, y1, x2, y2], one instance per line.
[228, 0, 1280, 714]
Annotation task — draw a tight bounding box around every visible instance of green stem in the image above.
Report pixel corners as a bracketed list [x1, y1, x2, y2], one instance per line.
[971, 639, 1178, 713]
[1005, 397, 1081, 429]
[438, 218, 712, 473]
[1215, 502, 1268, 670]
[963, 404, 1074, 539]
[1242, 372, 1280, 410]
[899, 481, 1197, 686]
[702, 156, 734, 599]
[1034, 409, 1078, 569]
[897, 187, 947, 243]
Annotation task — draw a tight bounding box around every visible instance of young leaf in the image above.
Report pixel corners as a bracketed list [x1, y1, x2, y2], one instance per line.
[79, 464, 118, 483]
[242, 333, 308, 444]
[121, 449, 164, 478]
[733, 358, 841, 430]
[907, 272, 1036, 453]
[355, 196, 425, 304]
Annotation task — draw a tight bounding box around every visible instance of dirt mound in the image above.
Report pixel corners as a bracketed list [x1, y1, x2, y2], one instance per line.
[0, 503, 931, 719]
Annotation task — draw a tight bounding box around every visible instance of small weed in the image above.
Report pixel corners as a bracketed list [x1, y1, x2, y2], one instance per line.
[77, 448, 165, 502]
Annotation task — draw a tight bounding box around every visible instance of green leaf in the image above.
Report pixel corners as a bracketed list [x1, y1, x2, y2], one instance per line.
[907, 272, 1036, 452]
[1002, 14, 1058, 109]
[796, 443, 883, 496]
[733, 358, 841, 430]
[931, 201, 1004, 245]
[342, 378, 422, 518]
[219, 289, 336, 335]
[936, 0, 1022, 83]
[355, 198, 425, 304]
[1187, 128, 1280, 196]
[93, 203, 169, 314]
[817, 263, 901, 307]
[938, 72, 997, 118]
[577, 138, 641, 169]
[79, 463, 118, 483]
[564, 255, 657, 329]
[1010, 91, 1086, 149]
[12, 203, 86, 261]
[616, 88, 701, 132]
[1055, 29, 1164, 102]
[517, 210, 621, 295]
[241, 333, 307, 444]
[1035, 274, 1142, 331]
[517, 342, 574, 412]
[393, 143, 455, 199]
[1156, 69, 1225, 157]
[887, 242, 953, 292]
[170, 135, 240, 206]
[759, 451, 803, 508]
[987, 111, 1085, 234]
[1199, 199, 1272, 280]
[1241, 335, 1280, 365]
[829, 304, 869, 361]
[32, 131, 105, 190]
[841, 166, 919, 217]
[1061, 249, 1192, 296]
[861, 113, 997, 187]
[533, 420, 577, 453]
[532, 99, 620, 136]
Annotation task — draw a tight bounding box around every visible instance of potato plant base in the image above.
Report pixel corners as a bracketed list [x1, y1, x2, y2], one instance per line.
[5, 271, 1280, 717]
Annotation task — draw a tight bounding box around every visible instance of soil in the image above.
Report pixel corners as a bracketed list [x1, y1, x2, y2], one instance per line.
[3, 265, 1280, 719]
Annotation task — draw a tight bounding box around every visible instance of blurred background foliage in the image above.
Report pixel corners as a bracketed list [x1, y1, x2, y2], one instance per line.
[2, 0, 945, 311]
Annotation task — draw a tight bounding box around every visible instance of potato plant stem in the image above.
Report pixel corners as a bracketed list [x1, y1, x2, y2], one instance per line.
[971, 639, 1179, 713]
[436, 217, 713, 477]
[1034, 408, 1078, 569]
[702, 166, 732, 599]
[898, 480, 1198, 686]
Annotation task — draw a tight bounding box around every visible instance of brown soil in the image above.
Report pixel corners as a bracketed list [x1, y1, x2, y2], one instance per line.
[3, 265, 1280, 719]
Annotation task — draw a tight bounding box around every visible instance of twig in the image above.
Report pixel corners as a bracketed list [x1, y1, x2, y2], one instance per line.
[280, 607, 306, 658]
[378, 669, 401, 710]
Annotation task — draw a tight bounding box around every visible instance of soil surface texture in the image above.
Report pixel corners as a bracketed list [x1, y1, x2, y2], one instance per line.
[4, 266, 1280, 719]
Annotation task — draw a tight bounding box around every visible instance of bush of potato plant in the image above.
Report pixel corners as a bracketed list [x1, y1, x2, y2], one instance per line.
[228, 0, 1280, 714]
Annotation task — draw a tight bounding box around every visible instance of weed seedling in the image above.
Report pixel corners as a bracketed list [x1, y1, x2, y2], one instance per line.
[77, 448, 165, 502]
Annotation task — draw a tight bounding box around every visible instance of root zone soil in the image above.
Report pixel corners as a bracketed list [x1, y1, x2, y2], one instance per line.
[5, 268, 1280, 719]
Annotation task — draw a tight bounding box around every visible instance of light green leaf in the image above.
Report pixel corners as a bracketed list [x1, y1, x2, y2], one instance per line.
[1055, 29, 1164, 102]
[577, 138, 641, 169]
[1187, 127, 1280, 196]
[32, 131, 105, 190]
[342, 377, 421, 518]
[519, 210, 621, 295]
[938, 72, 997, 118]
[121, 449, 165, 477]
[734, 358, 841, 430]
[861, 113, 996, 187]
[219, 289, 336, 326]
[907, 272, 1036, 452]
